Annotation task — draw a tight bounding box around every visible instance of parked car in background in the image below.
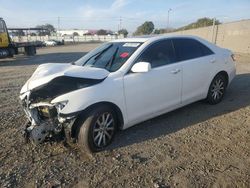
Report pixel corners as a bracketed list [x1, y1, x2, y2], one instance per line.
[34, 40, 46, 47]
[20, 35, 236, 154]
[44, 39, 64, 46]
[44, 40, 57, 46]
[52, 39, 64, 45]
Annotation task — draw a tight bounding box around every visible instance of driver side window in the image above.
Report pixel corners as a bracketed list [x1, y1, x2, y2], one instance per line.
[137, 40, 176, 68]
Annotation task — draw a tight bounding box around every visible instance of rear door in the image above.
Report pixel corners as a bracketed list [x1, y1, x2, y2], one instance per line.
[172, 38, 215, 103]
[123, 39, 182, 124]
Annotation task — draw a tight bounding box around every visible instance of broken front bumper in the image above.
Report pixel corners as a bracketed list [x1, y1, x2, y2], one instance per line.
[20, 91, 76, 144]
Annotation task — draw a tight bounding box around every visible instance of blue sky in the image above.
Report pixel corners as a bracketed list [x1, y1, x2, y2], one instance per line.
[1, 0, 250, 32]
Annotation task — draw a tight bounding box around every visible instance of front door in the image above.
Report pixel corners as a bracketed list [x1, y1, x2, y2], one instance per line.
[123, 39, 182, 125]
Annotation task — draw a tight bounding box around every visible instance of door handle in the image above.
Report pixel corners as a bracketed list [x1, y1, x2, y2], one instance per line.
[171, 69, 181, 74]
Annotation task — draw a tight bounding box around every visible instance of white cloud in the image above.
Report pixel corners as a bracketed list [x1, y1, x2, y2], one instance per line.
[111, 0, 128, 9]
[78, 0, 129, 19]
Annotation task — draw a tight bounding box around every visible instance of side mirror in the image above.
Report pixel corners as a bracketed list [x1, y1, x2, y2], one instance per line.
[131, 62, 151, 73]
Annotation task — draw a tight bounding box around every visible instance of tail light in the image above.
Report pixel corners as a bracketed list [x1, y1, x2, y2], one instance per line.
[231, 54, 236, 62]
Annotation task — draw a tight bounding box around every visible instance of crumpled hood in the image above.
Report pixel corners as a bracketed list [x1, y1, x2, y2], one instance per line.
[20, 63, 109, 94]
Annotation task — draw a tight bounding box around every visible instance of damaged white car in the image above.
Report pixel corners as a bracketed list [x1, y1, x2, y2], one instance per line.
[20, 35, 236, 153]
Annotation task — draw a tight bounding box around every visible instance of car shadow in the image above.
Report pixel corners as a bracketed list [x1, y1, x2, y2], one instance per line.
[0, 52, 86, 67]
[109, 73, 250, 150]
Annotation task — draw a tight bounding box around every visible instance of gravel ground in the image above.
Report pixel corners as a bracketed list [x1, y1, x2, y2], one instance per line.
[0, 44, 249, 188]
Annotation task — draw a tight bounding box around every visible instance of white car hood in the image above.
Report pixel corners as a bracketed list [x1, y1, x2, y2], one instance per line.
[20, 63, 109, 94]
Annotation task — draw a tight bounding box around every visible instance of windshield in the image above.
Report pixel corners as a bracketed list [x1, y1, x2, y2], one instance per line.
[74, 42, 142, 72]
[0, 20, 7, 33]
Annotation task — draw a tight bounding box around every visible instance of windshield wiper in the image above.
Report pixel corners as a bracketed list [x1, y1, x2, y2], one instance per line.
[82, 44, 113, 66]
[106, 47, 119, 71]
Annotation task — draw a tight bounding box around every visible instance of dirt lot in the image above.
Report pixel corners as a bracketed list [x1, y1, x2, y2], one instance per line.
[0, 44, 249, 188]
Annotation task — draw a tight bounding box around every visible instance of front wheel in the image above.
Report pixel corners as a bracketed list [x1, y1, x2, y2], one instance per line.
[77, 105, 117, 153]
[206, 74, 227, 104]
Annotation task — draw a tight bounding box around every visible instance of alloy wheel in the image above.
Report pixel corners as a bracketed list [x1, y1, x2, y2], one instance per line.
[211, 78, 224, 100]
[92, 112, 115, 148]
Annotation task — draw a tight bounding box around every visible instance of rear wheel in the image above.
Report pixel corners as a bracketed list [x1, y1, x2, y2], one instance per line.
[77, 105, 117, 153]
[8, 47, 15, 57]
[207, 74, 227, 104]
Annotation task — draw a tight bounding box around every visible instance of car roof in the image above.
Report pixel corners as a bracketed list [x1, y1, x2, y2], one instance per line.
[112, 34, 205, 43]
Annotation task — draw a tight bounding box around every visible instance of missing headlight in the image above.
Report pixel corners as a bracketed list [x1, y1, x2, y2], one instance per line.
[37, 106, 57, 119]
[55, 101, 68, 111]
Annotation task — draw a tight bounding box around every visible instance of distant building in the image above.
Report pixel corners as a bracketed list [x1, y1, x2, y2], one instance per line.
[57, 29, 115, 36]
[57, 29, 88, 36]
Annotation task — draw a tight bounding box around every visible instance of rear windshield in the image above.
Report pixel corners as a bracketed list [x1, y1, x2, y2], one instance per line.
[74, 42, 142, 72]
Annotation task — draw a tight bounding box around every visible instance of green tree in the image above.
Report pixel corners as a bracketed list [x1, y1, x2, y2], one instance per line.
[134, 21, 154, 36]
[30, 32, 37, 36]
[36, 24, 55, 36]
[154, 28, 173, 34]
[177, 17, 221, 31]
[73, 32, 79, 36]
[97, 29, 107, 35]
[118, 29, 128, 37]
[154, 28, 167, 34]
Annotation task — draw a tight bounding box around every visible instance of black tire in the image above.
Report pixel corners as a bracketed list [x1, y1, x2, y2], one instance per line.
[8, 48, 15, 57]
[206, 74, 227, 104]
[77, 105, 117, 153]
[25, 46, 36, 56]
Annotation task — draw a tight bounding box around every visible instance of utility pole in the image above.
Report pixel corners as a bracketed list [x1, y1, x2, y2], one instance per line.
[57, 16, 60, 38]
[212, 16, 228, 43]
[212, 17, 216, 43]
[119, 16, 122, 31]
[167, 8, 172, 30]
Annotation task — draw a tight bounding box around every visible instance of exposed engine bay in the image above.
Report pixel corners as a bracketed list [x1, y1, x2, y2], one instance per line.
[19, 63, 108, 144]
[20, 91, 74, 144]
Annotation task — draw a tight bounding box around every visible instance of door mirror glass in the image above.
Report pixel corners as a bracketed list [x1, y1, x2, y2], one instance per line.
[131, 62, 151, 73]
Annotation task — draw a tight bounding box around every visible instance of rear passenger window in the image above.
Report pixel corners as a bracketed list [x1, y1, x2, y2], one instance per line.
[199, 42, 214, 56]
[137, 40, 176, 68]
[173, 38, 213, 61]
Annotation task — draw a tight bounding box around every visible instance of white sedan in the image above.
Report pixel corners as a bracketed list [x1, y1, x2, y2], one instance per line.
[44, 40, 57, 46]
[20, 35, 236, 153]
